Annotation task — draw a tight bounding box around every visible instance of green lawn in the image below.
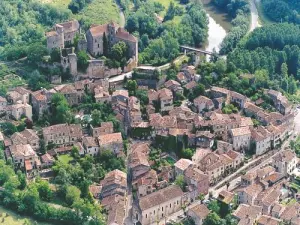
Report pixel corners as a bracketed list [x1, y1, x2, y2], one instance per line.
[151, 0, 183, 23]
[74, 0, 121, 28]
[57, 154, 74, 164]
[0, 206, 51, 225]
[40, 0, 71, 8]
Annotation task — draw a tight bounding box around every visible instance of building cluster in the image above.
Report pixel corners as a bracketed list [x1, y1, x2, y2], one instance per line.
[225, 149, 300, 225]
[3, 116, 123, 177]
[0, 87, 32, 121]
[45, 20, 138, 78]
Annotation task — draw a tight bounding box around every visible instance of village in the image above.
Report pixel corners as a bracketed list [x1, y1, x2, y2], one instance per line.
[0, 18, 300, 225]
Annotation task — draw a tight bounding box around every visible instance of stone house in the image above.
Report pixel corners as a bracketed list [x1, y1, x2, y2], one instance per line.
[230, 91, 249, 109]
[158, 88, 173, 112]
[91, 122, 114, 137]
[112, 90, 129, 103]
[94, 86, 111, 103]
[195, 131, 214, 148]
[174, 158, 194, 177]
[193, 95, 214, 113]
[86, 22, 138, 61]
[164, 79, 183, 95]
[267, 90, 292, 115]
[9, 144, 40, 172]
[40, 153, 55, 168]
[233, 204, 262, 225]
[100, 169, 127, 198]
[237, 183, 264, 205]
[42, 124, 82, 146]
[272, 150, 298, 176]
[82, 136, 100, 157]
[46, 20, 80, 50]
[7, 87, 31, 104]
[230, 126, 251, 151]
[54, 84, 81, 106]
[129, 143, 150, 181]
[31, 89, 49, 116]
[98, 132, 123, 155]
[251, 126, 271, 155]
[210, 86, 230, 99]
[187, 204, 210, 225]
[132, 169, 158, 198]
[10, 102, 32, 121]
[11, 129, 40, 150]
[133, 185, 184, 225]
[184, 167, 209, 199]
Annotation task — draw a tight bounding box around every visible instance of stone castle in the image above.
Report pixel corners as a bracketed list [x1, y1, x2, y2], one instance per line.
[45, 20, 138, 79]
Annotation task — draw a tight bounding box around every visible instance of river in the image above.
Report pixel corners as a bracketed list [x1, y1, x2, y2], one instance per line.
[201, 0, 232, 54]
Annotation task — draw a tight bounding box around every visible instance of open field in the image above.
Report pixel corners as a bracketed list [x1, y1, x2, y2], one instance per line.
[40, 0, 121, 27]
[57, 154, 74, 164]
[0, 206, 51, 225]
[151, 0, 183, 22]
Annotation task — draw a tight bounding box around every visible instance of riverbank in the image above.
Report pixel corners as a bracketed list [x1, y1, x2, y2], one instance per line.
[200, 0, 232, 54]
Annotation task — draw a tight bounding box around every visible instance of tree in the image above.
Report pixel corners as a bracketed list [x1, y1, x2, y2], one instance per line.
[65, 185, 81, 206]
[181, 148, 193, 159]
[111, 41, 128, 67]
[91, 109, 102, 127]
[27, 43, 48, 64]
[208, 200, 221, 214]
[0, 122, 17, 136]
[203, 212, 224, 225]
[77, 51, 89, 72]
[281, 62, 288, 78]
[103, 32, 108, 57]
[127, 80, 138, 96]
[37, 180, 53, 201]
[50, 48, 61, 62]
[51, 93, 73, 124]
[71, 146, 80, 159]
[175, 175, 186, 191]
[28, 70, 50, 91]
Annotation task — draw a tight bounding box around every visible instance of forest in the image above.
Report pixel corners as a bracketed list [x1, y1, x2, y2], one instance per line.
[261, 0, 300, 24]
[0, 0, 70, 58]
[126, 0, 208, 65]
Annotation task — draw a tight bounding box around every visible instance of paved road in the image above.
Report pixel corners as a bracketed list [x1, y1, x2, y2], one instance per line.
[249, 0, 262, 32]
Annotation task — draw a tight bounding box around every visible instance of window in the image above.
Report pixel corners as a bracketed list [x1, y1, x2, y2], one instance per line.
[145, 214, 147, 218]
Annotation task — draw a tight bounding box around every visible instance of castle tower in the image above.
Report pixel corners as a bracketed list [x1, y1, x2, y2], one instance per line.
[68, 47, 78, 77]
[55, 24, 65, 49]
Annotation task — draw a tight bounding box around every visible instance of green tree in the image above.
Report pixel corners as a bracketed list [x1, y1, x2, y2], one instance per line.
[281, 62, 288, 78]
[103, 32, 108, 57]
[208, 200, 221, 214]
[37, 180, 53, 201]
[175, 175, 186, 191]
[77, 51, 89, 72]
[51, 93, 73, 124]
[127, 80, 138, 96]
[203, 212, 224, 225]
[27, 43, 48, 64]
[65, 185, 81, 206]
[181, 148, 193, 159]
[91, 109, 102, 127]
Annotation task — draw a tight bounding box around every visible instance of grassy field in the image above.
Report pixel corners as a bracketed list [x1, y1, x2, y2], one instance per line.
[0, 206, 51, 225]
[57, 154, 74, 164]
[151, 0, 183, 21]
[40, 0, 121, 27]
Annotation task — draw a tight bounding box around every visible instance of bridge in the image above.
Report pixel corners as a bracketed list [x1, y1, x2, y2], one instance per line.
[180, 45, 216, 56]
